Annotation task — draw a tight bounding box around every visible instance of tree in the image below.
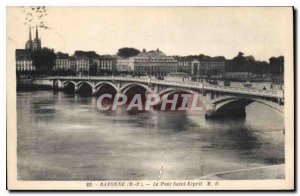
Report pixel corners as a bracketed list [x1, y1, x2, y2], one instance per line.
[117, 47, 140, 58]
[32, 47, 56, 74]
[228, 52, 246, 72]
[244, 55, 255, 74]
[89, 63, 98, 76]
[74, 51, 100, 59]
[269, 56, 284, 75]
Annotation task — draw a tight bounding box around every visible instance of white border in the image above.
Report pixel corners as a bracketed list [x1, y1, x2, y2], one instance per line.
[3, 0, 299, 195]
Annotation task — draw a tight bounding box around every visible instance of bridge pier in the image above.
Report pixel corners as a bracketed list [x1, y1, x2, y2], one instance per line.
[205, 107, 246, 120]
[52, 80, 57, 90]
[74, 85, 79, 93]
[52, 80, 64, 91]
[205, 104, 216, 119]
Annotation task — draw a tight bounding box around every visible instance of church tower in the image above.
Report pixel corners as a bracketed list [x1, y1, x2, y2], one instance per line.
[25, 26, 33, 51]
[33, 25, 41, 51]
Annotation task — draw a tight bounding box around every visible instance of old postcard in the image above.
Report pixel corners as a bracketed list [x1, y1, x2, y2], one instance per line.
[7, 7, 294, 190]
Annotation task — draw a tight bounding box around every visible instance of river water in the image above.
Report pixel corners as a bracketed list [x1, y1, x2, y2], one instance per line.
[17, 90, 284, 180]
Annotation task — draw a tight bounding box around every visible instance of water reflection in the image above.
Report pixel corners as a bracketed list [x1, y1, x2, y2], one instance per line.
[17, 91, 284, 180]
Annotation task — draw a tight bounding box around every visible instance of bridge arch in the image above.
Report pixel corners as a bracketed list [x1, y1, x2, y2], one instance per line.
[75, 81, 93, 94]
[213, 97, 283, 113]
[63, 80, 77, 87]
[95, 81, 119, 92]
[62, 81, 77, 92]
[120, 83, 155, 95]
[206, 96, 283, 119]
[77, 81, 93, 89]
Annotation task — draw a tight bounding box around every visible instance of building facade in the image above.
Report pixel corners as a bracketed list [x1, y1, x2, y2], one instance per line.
[15, 49, 35, 71]
[75, 57, 90, 73]
[52, 52, 117, 75]
[53, 52, 71, 71]
[70, 57, 77, 71]
[199, 61, 225, 76]
[116, 57, 135, 72]
[176, 57, 225, 78]
[176, 57, 193, 74]
[96, 56, 117, 72]
[133, 49, 177, 76]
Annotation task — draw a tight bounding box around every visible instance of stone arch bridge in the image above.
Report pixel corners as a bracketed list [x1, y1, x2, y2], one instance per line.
[50, 76, 284, 119]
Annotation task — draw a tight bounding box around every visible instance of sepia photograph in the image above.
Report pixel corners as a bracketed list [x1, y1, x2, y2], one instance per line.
[6, 6, 294, 190]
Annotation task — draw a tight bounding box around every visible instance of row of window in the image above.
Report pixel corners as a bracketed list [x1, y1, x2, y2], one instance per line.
[16, 65, 36, 70]
[135, 59, 177, 63]
[77, 65, 89, 71]
[134, 71, 170, 76]
[96, 60, 114, 66]
[17, 61, 33, 65]
[98, 65, 113, 70]
[135, 67, 176, 72]
[134, 63, 178, 67]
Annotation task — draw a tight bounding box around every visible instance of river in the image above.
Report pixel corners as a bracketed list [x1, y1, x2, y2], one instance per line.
[17, 90, 284, 180]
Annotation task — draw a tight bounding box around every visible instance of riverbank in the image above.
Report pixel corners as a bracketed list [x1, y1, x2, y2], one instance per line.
[17, 78, 53, 90]
[199, 164, 285, 180]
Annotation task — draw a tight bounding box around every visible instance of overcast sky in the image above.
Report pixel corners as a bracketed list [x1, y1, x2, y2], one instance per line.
[7, 7, 293, 61]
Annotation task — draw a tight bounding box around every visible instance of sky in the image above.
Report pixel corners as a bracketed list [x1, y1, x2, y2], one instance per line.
[7, 7, 293, 61]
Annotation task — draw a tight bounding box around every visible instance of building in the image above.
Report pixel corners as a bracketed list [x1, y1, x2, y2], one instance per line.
[176, 57, 225, 79]
[199, 61, 225, 76]
[75, 56, 90, 74]
[15, 49, 35, 71]
[70, 57, 77, 71]
[53, 52, 71, 71]
[96, 55, 117, 72]
[72, 51, 95, 75]
[116, 57, 135, 72]
[176, 57, 200, 75]
[71, 51, 117, 75]
[25, 25, 41, 52]
[176, 57, 193, 74]
[133, 49, 177, 76]
[16, 25, 43, 73]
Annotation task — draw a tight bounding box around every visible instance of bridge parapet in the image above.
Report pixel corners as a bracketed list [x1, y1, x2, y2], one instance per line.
[203, 84, 283, 99]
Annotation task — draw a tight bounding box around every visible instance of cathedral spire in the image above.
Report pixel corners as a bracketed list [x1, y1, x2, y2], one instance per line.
[29, 26, 32, 41]
[32, 24, 41, 51]
[25, 25, 33, 51]
[35, 25, 39, 39]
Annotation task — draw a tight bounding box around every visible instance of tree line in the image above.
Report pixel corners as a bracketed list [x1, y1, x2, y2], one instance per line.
[225, 52, 284, 75]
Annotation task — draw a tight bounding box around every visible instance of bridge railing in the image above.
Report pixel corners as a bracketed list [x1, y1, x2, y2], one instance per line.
[203, 83, 283, 98]
[150, 79, 202, 88]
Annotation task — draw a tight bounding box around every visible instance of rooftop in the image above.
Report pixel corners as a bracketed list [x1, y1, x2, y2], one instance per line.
[135, 49, 173, 59]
